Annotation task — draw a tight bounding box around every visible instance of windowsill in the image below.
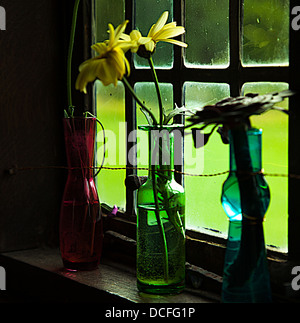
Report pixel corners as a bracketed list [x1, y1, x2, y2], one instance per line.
[0, 248, 219, 303]
[1, 215, 298, 303]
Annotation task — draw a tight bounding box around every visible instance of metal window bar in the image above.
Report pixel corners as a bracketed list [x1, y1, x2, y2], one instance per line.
[289, 0, 300, 261]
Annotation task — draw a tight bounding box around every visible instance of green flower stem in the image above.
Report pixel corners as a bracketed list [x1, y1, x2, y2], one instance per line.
[151, 165, 169, 283]
[148, 57, 164, 126]
[123, 68, 169, 282]
[67, 0, 81, 117]
[122, 77, 158, 125]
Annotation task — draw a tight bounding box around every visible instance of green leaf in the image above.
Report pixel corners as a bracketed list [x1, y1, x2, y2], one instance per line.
[164, 105, 194, 124]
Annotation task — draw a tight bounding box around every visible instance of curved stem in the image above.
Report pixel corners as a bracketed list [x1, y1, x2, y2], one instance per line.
[84, 112, 106, 178]
[122, 77, 158, 125]
[66, 0, 81, 117]
[148, 57, 164, 126]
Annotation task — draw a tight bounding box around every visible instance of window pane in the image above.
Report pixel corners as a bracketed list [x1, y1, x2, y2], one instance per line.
[242, 0, 289, 66]
[94, 0, 125, 42]
[95, 81, 126, 210]
[135, 83, 174, 176]
[185, 0, 229, 68]
[242, 82, 289, 252]
[184, 82, 230, 236]
[134, 0, 173, 69]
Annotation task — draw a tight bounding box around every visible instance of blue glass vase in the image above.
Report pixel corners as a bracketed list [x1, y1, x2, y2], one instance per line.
[221, 127, 272, 303]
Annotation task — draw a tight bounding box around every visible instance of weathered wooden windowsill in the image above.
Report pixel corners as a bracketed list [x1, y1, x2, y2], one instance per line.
[0, 248, 219, 303]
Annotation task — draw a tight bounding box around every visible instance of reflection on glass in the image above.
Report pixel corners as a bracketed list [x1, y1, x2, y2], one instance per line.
[95, 81, 126, 210]
[134, 0, 173, 69]
[242, 82, 289, 251]
[184, 82, 230, 236]
[135, 83, 174, 176]
[185, 0, 229, 68]
[94, 0, 125, 42]
[242, 0, 289, 66]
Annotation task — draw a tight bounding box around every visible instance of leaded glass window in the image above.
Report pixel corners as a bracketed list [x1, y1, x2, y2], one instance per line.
[93, 0, 290, 252]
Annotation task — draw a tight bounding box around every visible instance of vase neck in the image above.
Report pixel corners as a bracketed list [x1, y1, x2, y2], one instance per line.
[63, 117, 96, 178]
[147, 128, 176, 181]
[229, 127, 262, 173]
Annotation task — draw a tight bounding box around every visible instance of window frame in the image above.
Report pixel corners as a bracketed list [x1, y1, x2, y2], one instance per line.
[88, 0, 300, 280]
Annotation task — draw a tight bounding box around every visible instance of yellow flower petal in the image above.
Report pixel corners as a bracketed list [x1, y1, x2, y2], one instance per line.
[109, 49, 125, 75]
[99, 62, 114, 86]
[130, 30, 142, 41]
[124, 56, 131, 76]
[161, 39, 188, 48]
[108, 23, 115, 47]
[155, 27, 186, 41]
[137, 36, 152, 45]
[76, 58, 99, 93]
[147, 24, 156, 38]
[120, 33, 131, 41]
[145, 40, 155, 53]
[149, 11, 169, 37]
[114, 20, 129, 42]
[91, 42, 107, 56]
[163, 22, 177, 29]
[118, 41, 136, 53]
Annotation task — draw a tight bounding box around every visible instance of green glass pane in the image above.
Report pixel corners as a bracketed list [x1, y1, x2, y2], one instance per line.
[94, 0, 125, 42]
[242, 82, 289, 252]
[184, 82, 230, 236]
[135, 82, 173, 176]
[95, 81, 126, 210]
[185, 0, 229, 68]
[242, 0, 289, 66]
[134, 0, 173, 69]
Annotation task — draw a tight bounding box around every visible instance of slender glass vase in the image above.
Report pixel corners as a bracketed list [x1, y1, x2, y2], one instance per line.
[221, 127, 272, 303]
[60, 117, 103, 271]
[136, 125, 186, 294]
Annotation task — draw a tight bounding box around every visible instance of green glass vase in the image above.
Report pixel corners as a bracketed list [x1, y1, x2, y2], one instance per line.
[136, 125, 186, 294]
[221, 126, 272, 303]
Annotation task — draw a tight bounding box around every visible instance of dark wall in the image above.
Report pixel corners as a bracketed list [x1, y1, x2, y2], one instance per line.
[0, 0, 85, 252]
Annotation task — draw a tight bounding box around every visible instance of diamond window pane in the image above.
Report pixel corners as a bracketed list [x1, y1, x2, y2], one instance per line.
[94, 0, 125, 42]
[242, 82, 289, 252]
[242, 0, 289, 66]
[95, 81, 126, 210]
[185, 0, 229, 68]
[184, 82, 230, 236]
[134, 0, 173, 69]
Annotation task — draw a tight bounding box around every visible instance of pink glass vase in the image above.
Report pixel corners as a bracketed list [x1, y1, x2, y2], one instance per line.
[60, 117, 103, 271]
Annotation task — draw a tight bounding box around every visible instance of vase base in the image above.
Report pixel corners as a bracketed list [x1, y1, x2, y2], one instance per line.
[222, 287, 272, 303]
[137, 279, 185, 295]
[62, 259, 99, 271]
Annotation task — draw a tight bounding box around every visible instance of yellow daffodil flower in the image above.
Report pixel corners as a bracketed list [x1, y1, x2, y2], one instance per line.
[146, 11, 187, 51]
[121, 11, 187, 57]
[76, 20, 131, 92]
